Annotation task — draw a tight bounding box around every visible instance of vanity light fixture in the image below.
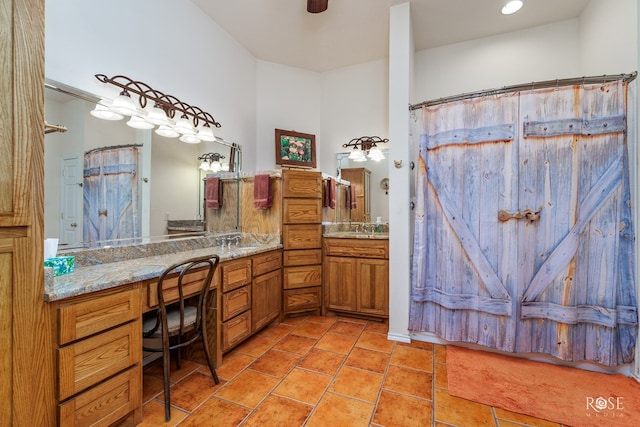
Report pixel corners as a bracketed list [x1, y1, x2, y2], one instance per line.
[93, 74, 221, 143]
[198, 152, 226, 172]
[501, 0, 524, 15]
[343, 136, 389, 163]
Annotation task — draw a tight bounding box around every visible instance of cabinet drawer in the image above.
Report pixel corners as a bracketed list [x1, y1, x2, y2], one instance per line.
[147, 267, 212, 308]
[222, 258, 252, 292]
[58, 365, 141, 427]
[283, 249, 322, 266]
[284, 287, 322, 313]
[283, 265, 322, 289]
[323, 238, 389, 259]
[222, 285, 251, 321]
[252, 250, 282, 277]
[283, 224, 322, 250]
[58, 321, 141, 401]
[282, 170, 322, 198]
[58, 287, 141, 345]
[283, 198, 322, 223]
[222, 310, 252, 351]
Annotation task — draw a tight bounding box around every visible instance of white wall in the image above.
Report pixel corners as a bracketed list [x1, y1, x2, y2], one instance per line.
[256, 61, 322, 171]
[414, 19, 582, 104]
[388, 2, 414, 343]
[320, 60, 389, 174]
[579, 0, 637, 75]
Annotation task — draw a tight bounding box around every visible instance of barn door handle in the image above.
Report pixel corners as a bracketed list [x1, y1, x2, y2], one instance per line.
[98, 209, 108, 217]
[70, 223, 77, 228]
[498, 207, 541, 223]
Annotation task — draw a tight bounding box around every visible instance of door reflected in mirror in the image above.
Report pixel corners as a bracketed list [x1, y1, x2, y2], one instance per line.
[44, 82, 241, 248]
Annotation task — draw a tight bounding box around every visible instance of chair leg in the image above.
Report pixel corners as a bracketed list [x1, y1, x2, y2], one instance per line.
[162, 340, 172, 421]
[201, 328, 219, 384]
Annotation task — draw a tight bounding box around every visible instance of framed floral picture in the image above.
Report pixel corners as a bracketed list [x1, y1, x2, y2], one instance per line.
[275, 128, 316, 168]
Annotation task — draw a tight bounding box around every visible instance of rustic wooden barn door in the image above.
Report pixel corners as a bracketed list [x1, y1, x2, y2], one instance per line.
[83, 145, 140, 244]
[410, 80, 638, 366]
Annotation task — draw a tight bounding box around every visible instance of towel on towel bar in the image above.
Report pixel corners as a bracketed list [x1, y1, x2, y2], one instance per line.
[349, 184, 357, 209]
[323, 178, 336, 209]
[205, 176, 223, 209]
[254, 174, 272, 209]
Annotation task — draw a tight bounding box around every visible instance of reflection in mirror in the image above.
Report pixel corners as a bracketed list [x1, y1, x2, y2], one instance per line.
[44, 81, 241, 249]
[336, 150, 389, 223]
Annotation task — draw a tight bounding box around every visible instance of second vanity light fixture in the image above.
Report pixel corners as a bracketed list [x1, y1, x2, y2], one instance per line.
[343, 136, 388, 162]
[91, 74, 222, 144]
[198, 152, 228, 172]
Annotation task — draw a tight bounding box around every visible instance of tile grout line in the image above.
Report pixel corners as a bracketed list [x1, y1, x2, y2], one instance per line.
[301, 316, 365, 426]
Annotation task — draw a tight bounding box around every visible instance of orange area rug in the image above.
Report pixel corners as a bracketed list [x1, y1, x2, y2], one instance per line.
[446, 345, 640, 427]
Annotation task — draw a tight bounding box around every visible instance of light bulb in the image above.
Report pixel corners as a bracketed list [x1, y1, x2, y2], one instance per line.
[145, 102, 170, 126]
[126, 115, 155, 130]
[180, 134, 201, 144]
[197, 124, 216, 141]
[173, 114, 196, 135]
[155, 125, 180, 138]
[108, 90, 139, 116]
[501, 0, 523, 15]
[90, 102, 124, 121]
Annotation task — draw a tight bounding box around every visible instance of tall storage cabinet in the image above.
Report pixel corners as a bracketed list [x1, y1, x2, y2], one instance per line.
[281, 170, 323, 318]
[341, 168, 371, 222]
[2, 2, 57, 424]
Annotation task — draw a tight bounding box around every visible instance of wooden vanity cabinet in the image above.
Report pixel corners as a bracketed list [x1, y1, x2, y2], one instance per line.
[220, 257, 253, 351]
[282, 170, 323, 318]
[251, 250, 282, 332]
[52, 285, 142, 426]
[323, 238, 389, 319]
[221, 250, 283, 352]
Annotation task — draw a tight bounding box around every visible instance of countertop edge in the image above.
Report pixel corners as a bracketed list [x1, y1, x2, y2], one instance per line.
[45, 244, 282, 302]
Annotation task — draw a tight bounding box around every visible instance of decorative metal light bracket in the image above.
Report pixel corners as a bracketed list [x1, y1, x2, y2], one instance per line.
[95, 74, 221, 128]
[342, 136, 389, 151]
[198, 152, 226, 163]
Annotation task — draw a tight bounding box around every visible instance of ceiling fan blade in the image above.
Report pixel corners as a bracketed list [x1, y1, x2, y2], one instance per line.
[307, 0, 328, 13]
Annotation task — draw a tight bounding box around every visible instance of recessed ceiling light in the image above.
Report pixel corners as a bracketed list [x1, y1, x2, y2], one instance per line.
[502, 0, 524, 15]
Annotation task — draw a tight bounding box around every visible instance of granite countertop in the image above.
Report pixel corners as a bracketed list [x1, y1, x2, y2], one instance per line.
[45, 234, 281, 302]
[322, 222, 389, 240]
[322, 231, 389, 240]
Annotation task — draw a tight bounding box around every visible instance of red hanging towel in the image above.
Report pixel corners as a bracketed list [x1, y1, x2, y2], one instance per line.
[349, 184, 357, 209]
[254, 174, 272, 209]
[329, 178, 336, 209]
[205, 176, 223, 209]
[345, 184, 351, 208]
[323, 179, 330, 207]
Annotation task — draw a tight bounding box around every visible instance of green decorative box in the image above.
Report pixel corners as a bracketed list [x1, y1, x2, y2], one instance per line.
[44, 256, 75, 277]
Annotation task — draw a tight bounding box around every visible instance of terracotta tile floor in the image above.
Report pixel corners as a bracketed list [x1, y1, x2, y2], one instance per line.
[141, 315, 568, 426]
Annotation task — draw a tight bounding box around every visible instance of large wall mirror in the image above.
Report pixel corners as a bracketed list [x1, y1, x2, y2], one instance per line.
[44, 81, 241, 249]
[336, 150, 389, 223]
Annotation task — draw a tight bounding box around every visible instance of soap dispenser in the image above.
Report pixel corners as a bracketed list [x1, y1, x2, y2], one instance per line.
[375, 217, 383, 233]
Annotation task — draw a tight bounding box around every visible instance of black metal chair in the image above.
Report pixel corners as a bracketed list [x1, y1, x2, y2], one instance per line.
[142, 254, 220, 422]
